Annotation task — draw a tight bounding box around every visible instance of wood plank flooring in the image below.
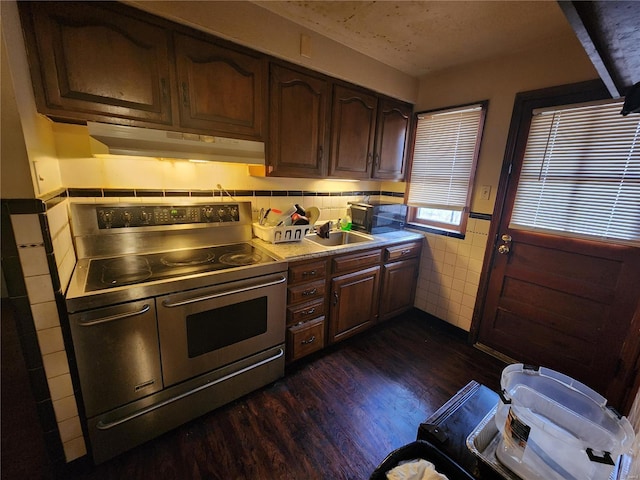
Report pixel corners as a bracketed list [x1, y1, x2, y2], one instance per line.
[3, 309, 507, 480]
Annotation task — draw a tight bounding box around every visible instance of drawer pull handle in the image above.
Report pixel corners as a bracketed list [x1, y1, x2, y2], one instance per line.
[401, 249, 411, 255]
[302, 288, 317, 296]
[304, 308, 316, 315]
[333, 291, 339, 306]
[302, 270, 317, 276]
[301, 335, 316, 345]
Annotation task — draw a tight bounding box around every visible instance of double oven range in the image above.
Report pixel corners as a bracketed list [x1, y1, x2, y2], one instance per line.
[65, 202, 287, 463]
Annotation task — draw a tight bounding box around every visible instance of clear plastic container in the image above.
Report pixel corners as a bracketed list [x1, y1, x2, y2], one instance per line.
[494, 364, 635, 480]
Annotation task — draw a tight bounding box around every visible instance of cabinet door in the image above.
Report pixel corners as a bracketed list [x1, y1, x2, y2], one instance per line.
[267, 65, 330, 177]
[372, 98, 412, 180]
[328, 85, 378, 179]
[329, 266, 380, 343]
[173, 33, 266, 139]
[379, 259, 420, 321]
[19, 2, 173, 126]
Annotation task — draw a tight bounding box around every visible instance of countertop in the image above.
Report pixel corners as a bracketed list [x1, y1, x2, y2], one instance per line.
[252, 229, 424, 262]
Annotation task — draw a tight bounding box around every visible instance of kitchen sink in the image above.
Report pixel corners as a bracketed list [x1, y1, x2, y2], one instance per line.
[304, 230, 374, 247]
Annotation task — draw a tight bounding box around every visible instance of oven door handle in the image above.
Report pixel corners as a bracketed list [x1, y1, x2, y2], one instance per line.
[78, 304, 151, 327]
[161, 275, 286, 308]
[95, 347, 284, 430]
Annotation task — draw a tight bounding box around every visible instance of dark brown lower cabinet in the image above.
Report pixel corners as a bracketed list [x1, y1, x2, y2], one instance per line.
[379, 258, 420, 322]
[329, 266, 380, 343]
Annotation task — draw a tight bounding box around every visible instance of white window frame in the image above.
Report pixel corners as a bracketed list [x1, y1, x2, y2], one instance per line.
[406, 101, 487, 235]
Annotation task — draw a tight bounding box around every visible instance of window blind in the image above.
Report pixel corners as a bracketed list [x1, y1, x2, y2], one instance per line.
[510, 100, 640, 245]
[407, 105, 483, 211]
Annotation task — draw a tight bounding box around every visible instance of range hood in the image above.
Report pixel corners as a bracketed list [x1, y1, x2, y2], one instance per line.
[87, 122, 265, 164]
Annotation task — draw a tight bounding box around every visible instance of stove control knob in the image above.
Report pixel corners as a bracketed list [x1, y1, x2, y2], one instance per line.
[123, 211, 132, 227]
[99, 210, 114, 229]
[203, 207, 215, 221]
[140, 210, 149, 223]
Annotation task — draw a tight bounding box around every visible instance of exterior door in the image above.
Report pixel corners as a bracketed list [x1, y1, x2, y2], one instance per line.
[472, 80, 640, 411]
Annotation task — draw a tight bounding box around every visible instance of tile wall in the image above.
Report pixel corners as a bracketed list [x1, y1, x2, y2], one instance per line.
[412, 216, 491, 331]
[10, 202, 85, 462]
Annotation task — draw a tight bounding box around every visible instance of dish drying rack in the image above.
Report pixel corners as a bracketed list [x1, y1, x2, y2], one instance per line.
[253, 223, 312, 243]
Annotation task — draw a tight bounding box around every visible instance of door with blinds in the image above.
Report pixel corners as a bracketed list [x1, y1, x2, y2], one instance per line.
[474, 81, 640, 411]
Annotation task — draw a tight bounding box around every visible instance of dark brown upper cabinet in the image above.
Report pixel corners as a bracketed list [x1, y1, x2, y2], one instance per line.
[328, 85, 378, 179]
[267, 64, 330, 178]
[328, 87, 412, 181]
[19, 1, 174, 127]
[371, 98, 412, 181]
[173, 33, 266, 140]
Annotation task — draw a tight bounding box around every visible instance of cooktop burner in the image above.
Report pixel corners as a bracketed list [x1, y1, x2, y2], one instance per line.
[84, 243, 271, 293]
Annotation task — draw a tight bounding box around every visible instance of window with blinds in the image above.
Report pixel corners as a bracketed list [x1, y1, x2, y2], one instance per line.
[510, 99, 640, 246]
[407, 102, 487, 234]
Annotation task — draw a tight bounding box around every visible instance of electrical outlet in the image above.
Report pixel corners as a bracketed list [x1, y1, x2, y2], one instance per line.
[480, 185, 491, 200]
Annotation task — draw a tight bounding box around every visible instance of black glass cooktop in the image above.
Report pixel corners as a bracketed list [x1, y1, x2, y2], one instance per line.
[84, 243, 274, 293]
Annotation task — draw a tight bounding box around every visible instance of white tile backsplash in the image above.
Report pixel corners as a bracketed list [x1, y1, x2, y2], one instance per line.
[52, 395, 79, 423]
[46, 201, 70, 238]
[63, 436, 87, 463]
[42, 351, 70, 379]
[31, 301, 60, 330]
[47, 373, 74, 401]
[25, 275, 55, 304]
[18, 246, 49, 277]
[36, 326, 65, 355]
[58, 416, 83, 443]
[10, 214, 43, 245]
[414, 218, 491, 331]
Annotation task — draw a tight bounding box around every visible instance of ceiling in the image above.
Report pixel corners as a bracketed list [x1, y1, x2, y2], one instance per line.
[252, 1, 577, 77]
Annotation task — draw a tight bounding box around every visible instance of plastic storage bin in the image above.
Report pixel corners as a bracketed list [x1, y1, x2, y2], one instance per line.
[370, 440, 475, 480]
[494, 364, 635, 480]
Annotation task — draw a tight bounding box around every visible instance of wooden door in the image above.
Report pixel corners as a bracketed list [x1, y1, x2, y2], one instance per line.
[19, 2, 174, 126]
[173, 33, 266, 139]
[372, 98, 412, 180]
[328, 85, 378, 179]
[267, 65, 329, 177]
[473, 80, 640, 410]
[329, 266, 380, 343]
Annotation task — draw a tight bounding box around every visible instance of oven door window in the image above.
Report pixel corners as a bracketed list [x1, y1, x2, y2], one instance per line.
[186, 296, 268, 358]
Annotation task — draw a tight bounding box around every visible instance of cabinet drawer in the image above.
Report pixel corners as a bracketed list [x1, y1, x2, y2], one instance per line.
[332, 249, 382, 274]
[385, 242, 422, 261]
[288, 260, 327, 285]
[287, 297, 325, 325]
[287, 317, 325, 361]
[287, 279, 326, 304]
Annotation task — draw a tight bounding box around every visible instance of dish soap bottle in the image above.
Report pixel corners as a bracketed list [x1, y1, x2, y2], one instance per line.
[339, 215, 352, 231]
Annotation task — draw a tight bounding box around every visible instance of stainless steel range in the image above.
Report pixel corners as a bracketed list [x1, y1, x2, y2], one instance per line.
[65, 202, 287, 464]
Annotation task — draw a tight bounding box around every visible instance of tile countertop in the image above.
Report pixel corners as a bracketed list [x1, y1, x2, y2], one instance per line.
[252, 229, 425, 262]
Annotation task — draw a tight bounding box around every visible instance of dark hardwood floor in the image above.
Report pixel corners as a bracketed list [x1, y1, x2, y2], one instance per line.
[3, 308, 506, 480]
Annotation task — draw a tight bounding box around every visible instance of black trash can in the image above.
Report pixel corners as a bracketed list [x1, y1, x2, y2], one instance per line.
[370, 440, 476, 480]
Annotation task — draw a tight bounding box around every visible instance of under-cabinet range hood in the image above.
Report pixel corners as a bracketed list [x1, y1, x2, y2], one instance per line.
[87, 122, 265, 164]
